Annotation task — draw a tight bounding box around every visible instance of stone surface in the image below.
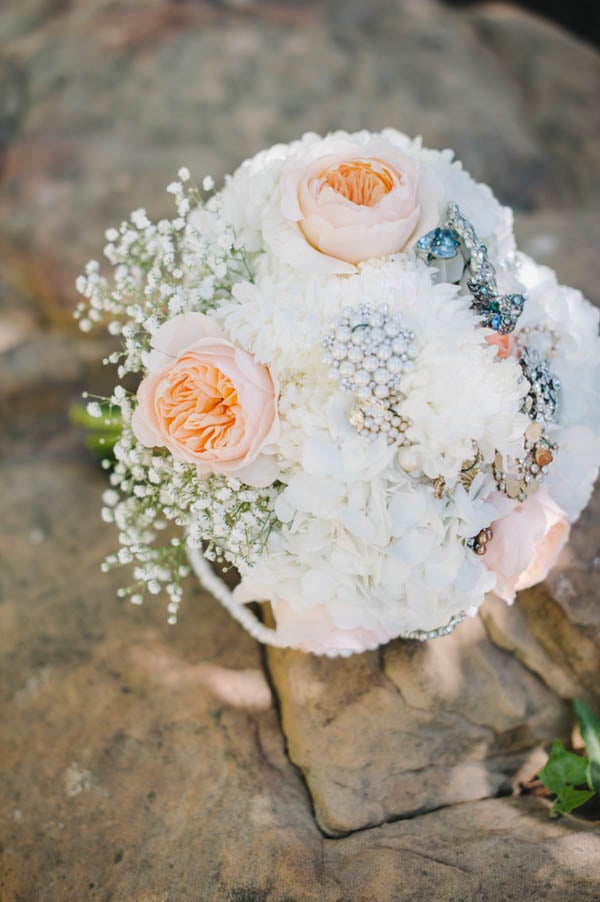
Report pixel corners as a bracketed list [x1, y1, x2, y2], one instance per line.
[1, 0, 600, 897]
[0, 457, 322, 900]
[323, 797, 600, 902]
[0, 0, 598, 322]
[267, 613, 572, 836]
[2, 457, 599, 900]
[515, 208, 600, 304]
[0, 332, 116, 459]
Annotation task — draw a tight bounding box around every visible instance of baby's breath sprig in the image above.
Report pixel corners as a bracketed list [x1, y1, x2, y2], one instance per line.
[75, 171, 261, 378]
[187, 477, 282, 572]
[99, 409, 282, 622]
[74, 169, 273, 622]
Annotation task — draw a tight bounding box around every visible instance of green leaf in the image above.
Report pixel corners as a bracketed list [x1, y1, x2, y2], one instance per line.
[538, 740, 589, 794]
[69, 403, 123, 463]
[574, 699, 600, 792]
[551, 784, 596, 817]
[69, 403, 122, 433]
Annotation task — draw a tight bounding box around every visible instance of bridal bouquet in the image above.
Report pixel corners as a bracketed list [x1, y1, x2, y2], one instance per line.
[76, 129, 600, 656]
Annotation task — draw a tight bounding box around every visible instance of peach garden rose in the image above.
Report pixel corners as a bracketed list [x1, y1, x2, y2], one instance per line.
[263, 133, 444, 274]
[131, 312, 279, 487]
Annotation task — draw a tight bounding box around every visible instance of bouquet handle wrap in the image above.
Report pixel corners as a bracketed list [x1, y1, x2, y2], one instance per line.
[186, 545, 289, 648]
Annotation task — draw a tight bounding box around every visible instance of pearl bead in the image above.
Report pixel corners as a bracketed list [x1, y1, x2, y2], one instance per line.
[397, 448, 418, 471]
[387, 356, 403, 374]
[331, 342, 347, 360]
[363, 355, 379, 373]
[335, 325, 352, 342]
[348, 346, 363, 363]
[339, 361, 354, 378]
[374, 368, 389, 384]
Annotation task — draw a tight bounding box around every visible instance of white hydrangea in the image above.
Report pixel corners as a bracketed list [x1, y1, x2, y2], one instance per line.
[234, 458, 496, 643]
[514, 254, 600, 522]
[517, 254, 600, 431]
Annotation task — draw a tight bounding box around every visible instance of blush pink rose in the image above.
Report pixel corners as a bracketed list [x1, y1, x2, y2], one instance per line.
[483, 488, 570, 603]
[271, 599, 393, 657]
[131, 313, 279, 487]
[264, 134, 444, 274]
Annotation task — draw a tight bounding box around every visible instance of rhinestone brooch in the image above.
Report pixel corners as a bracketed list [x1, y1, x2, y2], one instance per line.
[417, 202, 526, 335]
[322, 303, 416, 444]
[519, 345, 560, 424]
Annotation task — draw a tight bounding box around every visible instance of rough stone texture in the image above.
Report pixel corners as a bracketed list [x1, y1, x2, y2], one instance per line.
[0, 458, 322, 900]
[0, 0, 598, 323]
[267, 618, 572, 836]
[323, 797, 600, 902]
[3, 457, 599, 900]
[1, 0, 600, 898]
[514, 208, 600, 307]
[0, 453, 600, 902]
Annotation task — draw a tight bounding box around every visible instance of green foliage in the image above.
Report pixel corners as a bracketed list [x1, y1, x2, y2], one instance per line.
[69, 402, 122, 461]
[538, 699, 600, 817]
[574, 699, 600, 794]
[538, 740, 588, 794]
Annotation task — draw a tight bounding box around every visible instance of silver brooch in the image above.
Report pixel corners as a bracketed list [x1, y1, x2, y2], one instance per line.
[322, 303, 415, 444]
[519, 345, 560, 424]
[417, 202, 526, 335]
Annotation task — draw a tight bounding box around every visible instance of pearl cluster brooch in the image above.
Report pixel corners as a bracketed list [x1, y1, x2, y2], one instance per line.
[418, 202, 526, 335]
[322, 303, 416, 444]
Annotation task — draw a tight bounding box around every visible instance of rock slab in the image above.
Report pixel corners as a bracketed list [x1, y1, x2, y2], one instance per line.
[2, 458, 598, 900]
[1, 0, 600, 898]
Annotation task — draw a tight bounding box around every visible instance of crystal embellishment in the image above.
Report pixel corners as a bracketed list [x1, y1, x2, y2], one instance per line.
[418, 202, 526, 335]
[402, 611, 466, 642]
[519, 346, 560, 424]
[416, 227, 460, 260]
[322, 303, 416, 445]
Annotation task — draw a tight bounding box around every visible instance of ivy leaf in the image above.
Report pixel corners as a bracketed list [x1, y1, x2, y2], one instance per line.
[551, 784, 596, 818]
[538, 740, 589, 795]
[574, 699, 600, 793]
